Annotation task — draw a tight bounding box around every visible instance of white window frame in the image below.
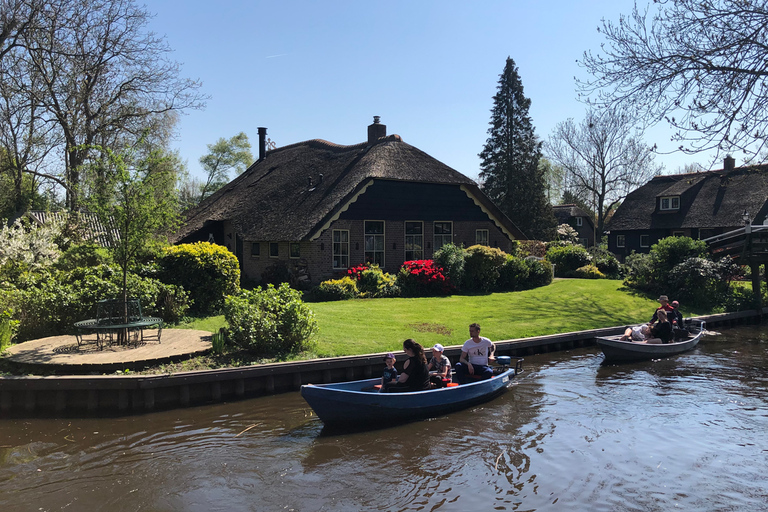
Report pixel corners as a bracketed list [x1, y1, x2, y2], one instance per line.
[576, 217, 583, 227]
[364, 220, 385, 267]
[660, 196, 680, 211]
[616, 234, 625, 248]
[404, 221, 423, 261]
[476, 229, 489, 246]
[434, 221, 453, 251]
[289, 242, 301, 259]
[332, 230, 349, 269]
[640, 235, 650, 248]
[269, 242, 279, 258]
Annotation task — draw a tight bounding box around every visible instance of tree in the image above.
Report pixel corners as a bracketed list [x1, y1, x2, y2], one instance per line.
[546, 107, 662, 242]
[479, 57, 556, 241]
[15, 0, 205, 210]
[580, 0, 768, 160]
[539, 157, 566, 204]
[198, 132, 253, 201]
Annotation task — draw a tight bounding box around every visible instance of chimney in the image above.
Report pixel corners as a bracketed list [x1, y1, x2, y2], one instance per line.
[258, 127, 267, 160]
[724, 154, 735, 172]
[367, 116, 386, 144]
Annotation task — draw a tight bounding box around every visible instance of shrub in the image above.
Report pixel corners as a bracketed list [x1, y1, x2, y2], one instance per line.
[623, 251, 654, 290]
[55, 243, 114, 271]
[522, 258, 553, 289]
[356, 265, 400, 298]
[397, 259, 453, 297]
[546, 244, 591, 277]
[497, 255, 530, 291]
[462, 245, 507, 292]
[224, 283, 318, 355]
[721, 284, 765, 312]
[588, 246, 622, 278]
[518, 240, 546, 258]
[306, 276, 358, 302]
[432, 243, 466, 289]
[0, 309, 19, 352]
[159, 242, 240, 314]
[668, 257, 729, 307]
[574, 264, 605, 279]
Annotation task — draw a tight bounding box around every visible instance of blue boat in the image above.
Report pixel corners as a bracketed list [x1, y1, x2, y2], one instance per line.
[300, 358, 522, 427]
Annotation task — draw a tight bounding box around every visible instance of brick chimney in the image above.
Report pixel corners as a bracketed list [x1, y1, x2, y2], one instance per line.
[258, 127, 267, 160]
[724, 154, 735, 172]
[367, 116, 386, 144]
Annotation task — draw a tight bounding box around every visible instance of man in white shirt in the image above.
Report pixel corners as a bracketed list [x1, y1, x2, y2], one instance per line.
[455, 323, 495, 384]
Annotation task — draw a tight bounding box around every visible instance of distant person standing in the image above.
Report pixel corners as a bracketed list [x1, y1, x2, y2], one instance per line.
[454, 323, 495, 384]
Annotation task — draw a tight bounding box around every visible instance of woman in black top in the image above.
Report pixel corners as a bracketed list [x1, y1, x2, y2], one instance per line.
[647, 309, 673, 344]
[385, 339, 430, 392]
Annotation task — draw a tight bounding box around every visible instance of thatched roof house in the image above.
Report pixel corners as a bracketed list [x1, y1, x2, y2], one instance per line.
[174, 117, 525, 285]
[607, 156, 768, 258]
[552, 204, 594, 247]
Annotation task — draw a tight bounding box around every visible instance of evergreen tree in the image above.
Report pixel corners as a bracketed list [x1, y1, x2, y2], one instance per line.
[479, 57, 556, 241]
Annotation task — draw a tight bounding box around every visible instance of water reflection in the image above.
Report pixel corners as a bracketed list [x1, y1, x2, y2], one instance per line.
[1, 326, 768, 511]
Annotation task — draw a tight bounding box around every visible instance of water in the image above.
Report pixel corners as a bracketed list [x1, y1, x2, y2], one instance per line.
[1, 325, 767, 511]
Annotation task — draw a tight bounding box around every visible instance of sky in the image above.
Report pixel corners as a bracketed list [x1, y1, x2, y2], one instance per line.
[146, 0, 721, 186]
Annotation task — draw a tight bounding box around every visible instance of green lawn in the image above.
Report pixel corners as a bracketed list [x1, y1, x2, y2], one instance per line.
[173, 279, 709, 358]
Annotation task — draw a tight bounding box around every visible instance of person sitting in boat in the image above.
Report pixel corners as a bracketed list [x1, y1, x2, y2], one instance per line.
[620, 324, 650, 342]
[670, 300, 688, 339]
[650, 295, 675, 324]
[427, 343, 451, 387]
[383, 339, 430, 393]
[379, 352, 398, 392]
[455, 323, 495, 384]
[645, 309, 673, 344]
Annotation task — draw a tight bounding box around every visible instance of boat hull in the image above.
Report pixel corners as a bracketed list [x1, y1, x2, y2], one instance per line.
[300, 368, 516, 427]
[596, 322, 704, 363]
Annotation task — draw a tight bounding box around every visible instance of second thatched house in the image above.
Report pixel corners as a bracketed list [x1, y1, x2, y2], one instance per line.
[173, 117, 525, 285]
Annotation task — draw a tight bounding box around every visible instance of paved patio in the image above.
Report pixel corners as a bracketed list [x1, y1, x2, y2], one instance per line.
[3, 329, 213, 369]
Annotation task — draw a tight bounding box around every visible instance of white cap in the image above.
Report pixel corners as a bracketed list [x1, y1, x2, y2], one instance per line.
[432, 343, 444, 352]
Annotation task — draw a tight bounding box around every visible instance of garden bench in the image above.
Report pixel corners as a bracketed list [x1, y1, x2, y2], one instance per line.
[74, 299, 163, 349]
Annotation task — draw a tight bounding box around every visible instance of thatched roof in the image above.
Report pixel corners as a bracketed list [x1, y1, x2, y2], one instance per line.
[23, 210, 118, 247]
[175, 134, 525, 242]
[553, 204, 593, 226]
[608, 164, 768, 231]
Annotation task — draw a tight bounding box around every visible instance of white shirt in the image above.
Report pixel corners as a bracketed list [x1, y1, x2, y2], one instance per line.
[462, 337, 494, 365]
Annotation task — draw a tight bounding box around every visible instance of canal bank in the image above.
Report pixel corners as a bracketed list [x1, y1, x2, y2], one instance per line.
[0, 309, 764, 416]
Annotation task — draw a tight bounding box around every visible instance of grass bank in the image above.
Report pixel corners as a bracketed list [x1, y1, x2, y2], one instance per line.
[173, 279, 707, 358]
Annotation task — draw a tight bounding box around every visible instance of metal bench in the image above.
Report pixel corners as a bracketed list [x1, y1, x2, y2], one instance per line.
[74, 299, 163, 349]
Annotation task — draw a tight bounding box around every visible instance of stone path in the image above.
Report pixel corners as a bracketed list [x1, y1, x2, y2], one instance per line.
[3, 329, 212, 368]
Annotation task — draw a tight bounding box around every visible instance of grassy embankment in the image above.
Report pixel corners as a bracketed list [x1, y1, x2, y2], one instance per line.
[175, 279, 709, 359]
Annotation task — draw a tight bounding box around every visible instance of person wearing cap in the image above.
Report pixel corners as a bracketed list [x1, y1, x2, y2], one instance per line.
[650, 295, 675, 324]
[427, 343, 451, 387]
[379, 352, 398, 392]
[455, 323, 495, 384]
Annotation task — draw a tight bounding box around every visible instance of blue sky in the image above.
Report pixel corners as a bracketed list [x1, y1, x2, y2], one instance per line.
[148, 0, 717, 185]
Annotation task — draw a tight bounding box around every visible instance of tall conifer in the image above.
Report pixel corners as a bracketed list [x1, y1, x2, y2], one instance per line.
[479, 57, 556, 241]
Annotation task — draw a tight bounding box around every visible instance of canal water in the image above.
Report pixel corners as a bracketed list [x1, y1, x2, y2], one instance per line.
[1, 325, 767, 511]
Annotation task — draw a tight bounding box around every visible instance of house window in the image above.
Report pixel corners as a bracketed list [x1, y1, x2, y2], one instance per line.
[332, 230, 349, 269]
[290, 243, 300, 259]
[476, 229, 489, 246]
[364, 221, 385, 266]
[660, 196, 680, 210]
[434, 221, 453, 251]
[672, 231, 685, 237]
[251, 243, 260, 258]
[616, 234, 625, 248]
[404, 221, 423, 261]
[269, 242, 279, 258]
[640, 235, 650, 248]
[578, 238, 589, 247]
[576, 217, 583, 227]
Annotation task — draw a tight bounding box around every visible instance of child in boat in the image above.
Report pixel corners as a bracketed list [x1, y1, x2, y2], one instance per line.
[380, 352, 398, 391]
[620, 324, 650, 342]
[427, 343, 451, 387]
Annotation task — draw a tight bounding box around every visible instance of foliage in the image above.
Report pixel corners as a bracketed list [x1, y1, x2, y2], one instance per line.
[159, 242, 240, 314]
[305, 277, 358, 302]
[517, 240, 547, 258]
[260, 260, 291, 287]
[462, 245, 507, 292]
[556, 224, 579, 243]
[574, 264, 605, 279]
[54, 243, 114, 271]
[0, 309, 19, 352]
[224, 283, 318, 356]
[0, 216, 66, 269]
[546, 244, 591, 277]
[497, 255, 530, 291]
[668, 257, 734, 307]
[580, 0, 768, 158]
[397, 260, 452, 297]
[720, 284, 765, 313]
[546, 106, 661, 242]
[210, 328, 226, 355]
[479, 57, 557, 240]
[432, 243, 466, 288]
[588, 245, 622, 278]
[198, 132, 254, 201]
[356, 265, 400, 298]
[523, 258, 554, 289]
